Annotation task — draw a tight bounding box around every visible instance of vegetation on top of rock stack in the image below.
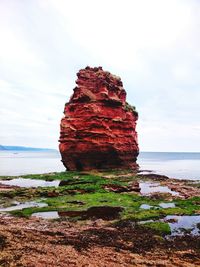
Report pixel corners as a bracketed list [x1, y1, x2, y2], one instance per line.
[125, 102, 138, 116]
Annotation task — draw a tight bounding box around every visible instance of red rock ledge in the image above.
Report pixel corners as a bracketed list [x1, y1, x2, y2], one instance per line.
[59, 66, 139, 171]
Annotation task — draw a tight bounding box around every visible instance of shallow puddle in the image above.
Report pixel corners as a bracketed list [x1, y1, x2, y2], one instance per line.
[159, 202, 175, 208]
[140, 181, 179, 196]
[140, 204, 154, 210]
[164, 215, 200, 236]
[141, 215, 200, 236]
[0, 178, 60, 188]
[0, 201, 47, 212]
[32, 211, 59, 219]
[32, 206, 123, 220]
[140, 202, 175, 210]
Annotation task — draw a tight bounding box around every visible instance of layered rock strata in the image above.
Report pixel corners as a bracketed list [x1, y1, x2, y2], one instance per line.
[59, 66, 139, 170]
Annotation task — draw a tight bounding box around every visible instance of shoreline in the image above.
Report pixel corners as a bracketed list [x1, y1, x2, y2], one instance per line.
[0, 170, 199, 266]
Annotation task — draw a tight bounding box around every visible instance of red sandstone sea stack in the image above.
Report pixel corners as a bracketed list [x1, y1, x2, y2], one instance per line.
[59, 66, 139, 171]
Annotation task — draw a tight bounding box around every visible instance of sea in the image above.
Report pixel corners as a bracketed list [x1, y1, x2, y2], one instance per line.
[138, 152, 200, 180]
[0, 151, 199, 180]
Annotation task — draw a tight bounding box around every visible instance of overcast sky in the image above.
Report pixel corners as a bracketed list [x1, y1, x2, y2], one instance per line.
[0, 0, 199, 152]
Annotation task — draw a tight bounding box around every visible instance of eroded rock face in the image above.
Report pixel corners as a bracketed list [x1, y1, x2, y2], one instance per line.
[59, 66, 139, 170]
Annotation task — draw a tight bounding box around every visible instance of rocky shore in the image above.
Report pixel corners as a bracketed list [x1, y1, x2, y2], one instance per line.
[0, 170, 199, 266]
[0, 214, 200, 267]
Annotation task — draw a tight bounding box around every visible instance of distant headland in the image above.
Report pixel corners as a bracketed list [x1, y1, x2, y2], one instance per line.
[0, 145, 57, 152]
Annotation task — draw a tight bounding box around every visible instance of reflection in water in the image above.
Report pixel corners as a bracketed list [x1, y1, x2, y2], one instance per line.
[32, 206, 123, 220]
[32, 211, 59, 219]
[140, 215, 200, 236]
[140, 202, 175, 210]
[0, 178, 60, 188]
[140, 181, 179, 196]
[159, 202, 175, 208]
[164, 215, 200, 236]
[0, 201, 47, 212]
[140, 204, 154, 210]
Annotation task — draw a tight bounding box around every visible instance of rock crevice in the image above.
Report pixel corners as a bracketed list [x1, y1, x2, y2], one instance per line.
[59, 66, 139, 170]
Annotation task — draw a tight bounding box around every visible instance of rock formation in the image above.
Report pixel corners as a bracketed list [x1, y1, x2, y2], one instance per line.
[59, 66, 139, 170]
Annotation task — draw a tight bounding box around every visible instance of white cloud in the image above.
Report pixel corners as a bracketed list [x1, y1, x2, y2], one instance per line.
[48, 0, 194, 69]
[0, 0, 199, 151]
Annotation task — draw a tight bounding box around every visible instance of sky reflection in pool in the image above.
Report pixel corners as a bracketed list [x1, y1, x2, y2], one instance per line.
[0, 178, 60, 188]
[140, 181, 179, 196]
[165, 215, 200, 236]
[0, 201, 47, 212]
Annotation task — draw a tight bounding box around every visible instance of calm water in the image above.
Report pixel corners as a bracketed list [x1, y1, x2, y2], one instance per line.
[0, 178, 60, 188]
[0, 150, 65, 176]
[0, 151, 200, 180]
[138, 152, 200, 180]
[139, 181, 179, 195]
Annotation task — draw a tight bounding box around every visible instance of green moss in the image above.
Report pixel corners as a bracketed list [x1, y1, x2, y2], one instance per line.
[141, 221, 171, 235]
[6, 192, 175, 220]
[8, 192, 200, 221]
[174, 197, 200, 214]
[0, 171, 200, 222]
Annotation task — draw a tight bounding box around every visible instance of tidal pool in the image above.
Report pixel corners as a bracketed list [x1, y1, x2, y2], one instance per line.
[141, 215, 200, 236]
[140, 181, 179, 196]
[140, 204, 154, 210]
[0, 201, 47, 212]
[164, 215, 200, 236]
[32, 211, 59, 219]
[0, 178, 60, 188]
[159, 203, 175, 208]
[32, 206, 123, 220]
[140, 202, 175, 210]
